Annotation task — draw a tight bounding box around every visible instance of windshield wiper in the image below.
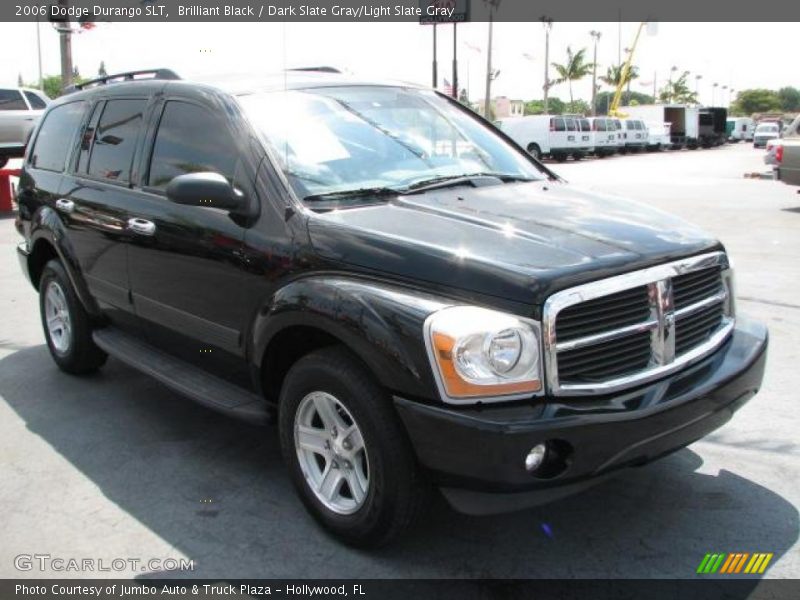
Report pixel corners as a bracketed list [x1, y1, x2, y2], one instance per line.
[303, 186, 402, 203]
[402, 172, 537, 194]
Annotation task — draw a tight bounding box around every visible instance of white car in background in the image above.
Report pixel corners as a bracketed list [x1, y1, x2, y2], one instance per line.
[0, 87, 51, 168]
[646, 122, 671, 151]
[753, 122, 781, 149]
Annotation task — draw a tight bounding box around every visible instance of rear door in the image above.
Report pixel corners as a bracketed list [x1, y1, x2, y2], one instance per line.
[125, 94, 259, 386]
[0, 88, 33, 148]
[58, 96, 151, 331]
[549, 117, 568, 151]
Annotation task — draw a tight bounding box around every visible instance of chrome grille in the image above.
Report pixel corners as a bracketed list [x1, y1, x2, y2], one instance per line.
[544, 252, 734, 395]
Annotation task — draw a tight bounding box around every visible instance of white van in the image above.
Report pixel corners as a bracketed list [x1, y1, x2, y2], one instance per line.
[646, 122, 671, 151]
[575, 117, 594, 159]
[496, 115, 573, 162]
[587, 117, 619, 157]
[623, 118, 649, 152]
[727, 117, 755, 142]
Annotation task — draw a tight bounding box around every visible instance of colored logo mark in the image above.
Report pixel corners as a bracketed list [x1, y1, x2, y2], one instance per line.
[696, 552, 773, 575]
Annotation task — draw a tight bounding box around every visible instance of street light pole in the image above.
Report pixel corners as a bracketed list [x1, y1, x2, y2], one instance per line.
[541, 17, 552, 114]
[57, 0, 74, 89]
[483, 9, 494, 117]
[590, 30, 601, 116]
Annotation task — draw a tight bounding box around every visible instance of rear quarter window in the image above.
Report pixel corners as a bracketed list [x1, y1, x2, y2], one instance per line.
[29, 101, 87, 172]
[23, 91, 47, 110]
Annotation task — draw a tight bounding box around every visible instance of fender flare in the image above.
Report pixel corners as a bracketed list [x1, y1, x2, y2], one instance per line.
[250, 276, 452, 402]
[28, 205, 100, 317]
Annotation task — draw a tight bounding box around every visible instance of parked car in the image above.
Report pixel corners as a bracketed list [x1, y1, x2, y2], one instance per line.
[496, 115, 589, 162]
[15, 69, 768, 547]
[645, 122, 671, 151]
[587, 117, 619, 157]
[753, 122, 781, 148]
[727, 117, 755, 142]
[623, 118, 649, 152]
[774, 116, 800, 186]
[0, 87, 51, 168]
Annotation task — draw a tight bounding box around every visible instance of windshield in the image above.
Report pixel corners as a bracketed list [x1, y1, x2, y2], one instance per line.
[237, 86, 546, 202]
[756, 124, 778, 133]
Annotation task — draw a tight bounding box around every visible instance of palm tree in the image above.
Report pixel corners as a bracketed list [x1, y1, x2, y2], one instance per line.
[550, 46, 594, 106]
[658, 71, 698, 104]
[599, 64, 640, 89]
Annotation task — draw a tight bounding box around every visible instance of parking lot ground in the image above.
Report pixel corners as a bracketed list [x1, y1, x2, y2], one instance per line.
[0, 144, 798, 579]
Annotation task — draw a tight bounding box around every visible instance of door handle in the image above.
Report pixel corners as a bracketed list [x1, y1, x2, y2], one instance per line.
[55, 198, 75, 214]
[127, 218, 156, 236]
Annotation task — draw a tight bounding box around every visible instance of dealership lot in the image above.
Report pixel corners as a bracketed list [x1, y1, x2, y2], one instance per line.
[0, 144, 798, 579]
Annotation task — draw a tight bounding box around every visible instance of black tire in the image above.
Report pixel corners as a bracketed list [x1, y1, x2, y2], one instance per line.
[278, 347, 428, 547]
[572, 152, 584, 161]
[39, 260, 107, 374]
[526, 143, 541, 160]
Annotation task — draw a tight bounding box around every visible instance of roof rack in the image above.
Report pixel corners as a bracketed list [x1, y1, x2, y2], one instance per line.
[286, 66, 341, 74]
[65, 69, 180, 93]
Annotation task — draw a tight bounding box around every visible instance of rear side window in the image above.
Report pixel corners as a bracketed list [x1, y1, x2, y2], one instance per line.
[566, 119, 577, 132]
[29, 101, 87, 172]
[580, 119, 590, 131]
[551, 118, 565, 132]
[0, 89, 27, 111]
[147, 101, 239, 189]
[23, 91, 47, 110]
[87, 99, 147, 183]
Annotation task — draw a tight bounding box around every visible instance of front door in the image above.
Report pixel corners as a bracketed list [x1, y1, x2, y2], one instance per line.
[126, 97, 259, 387]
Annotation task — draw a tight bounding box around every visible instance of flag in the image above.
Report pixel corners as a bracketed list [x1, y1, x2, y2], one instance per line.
[442, 79, 454, 96]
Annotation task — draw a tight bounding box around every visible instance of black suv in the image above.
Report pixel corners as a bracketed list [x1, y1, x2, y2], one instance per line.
[15, 69, 768, 546]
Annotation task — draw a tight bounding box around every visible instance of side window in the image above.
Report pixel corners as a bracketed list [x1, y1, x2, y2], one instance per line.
[553, 118, 566, 132]
[0, 89, 28, 111]
[29, 101, 87, 172]
[87, 98, 147, 183]
[147, 101, 239, 190]
[23, 91, 47, 110]
[566, 119, 577, 132]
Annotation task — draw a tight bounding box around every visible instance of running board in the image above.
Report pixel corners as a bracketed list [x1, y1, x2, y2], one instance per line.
[92, 327, 270, 424]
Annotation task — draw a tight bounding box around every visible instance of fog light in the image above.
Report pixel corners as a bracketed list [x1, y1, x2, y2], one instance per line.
[525, 443, 548, 472]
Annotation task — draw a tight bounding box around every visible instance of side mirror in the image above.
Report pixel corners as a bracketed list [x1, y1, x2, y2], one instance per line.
[166, 172, 247, 212]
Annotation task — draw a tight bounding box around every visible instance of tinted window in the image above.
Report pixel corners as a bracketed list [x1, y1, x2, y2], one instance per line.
[30, 101, 87, 172]
[565, 118, 577, 132]
[23, 91, 47, 110]
[596, 119, 606, 132]
[580, 119, 590, 131]
[87, 99, 146, 183]
[0, 89, 27, 111]
[148, 101, 238, 189]
[552, 118, 566, 132]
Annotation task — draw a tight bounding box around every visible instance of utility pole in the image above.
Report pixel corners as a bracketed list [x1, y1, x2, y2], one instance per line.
[57, 0, 74, 89]
[483, 0, 500, 118]
[36, 16, 44, 90]
[541, 17, 552, 114]
[590, 30, 601, 116]
[432, 24, 438, 88]
[452, 22, 458, 99]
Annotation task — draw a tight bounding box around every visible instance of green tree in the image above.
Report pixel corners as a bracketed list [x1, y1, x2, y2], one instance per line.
[599, 64, 640, 89]
[98, 61, 108, 77]
[524, 97, 565, 115]
[731, 89, 782, 115]
[777, 86, 800, 112]
[658, 71, 698, 104]
[34, 74, 86, 98]
[550, 46, 594, 106]
[593, 90, 653, 115]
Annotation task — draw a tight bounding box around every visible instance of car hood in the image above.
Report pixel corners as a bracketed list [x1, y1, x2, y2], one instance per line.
[307, 181, 722, 308]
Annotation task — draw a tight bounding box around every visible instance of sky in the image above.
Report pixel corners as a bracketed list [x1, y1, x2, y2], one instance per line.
[0, 21, 796, 106]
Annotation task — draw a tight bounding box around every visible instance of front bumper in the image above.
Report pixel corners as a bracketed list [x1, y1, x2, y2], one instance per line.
[395, 317, 768, 515]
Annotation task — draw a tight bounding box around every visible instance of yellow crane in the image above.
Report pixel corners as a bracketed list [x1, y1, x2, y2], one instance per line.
[608, 22, 647, 118]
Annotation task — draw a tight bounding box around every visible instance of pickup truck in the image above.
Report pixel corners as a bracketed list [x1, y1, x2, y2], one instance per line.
[14, 68, 768, 547]
[775, 116, 800, 187]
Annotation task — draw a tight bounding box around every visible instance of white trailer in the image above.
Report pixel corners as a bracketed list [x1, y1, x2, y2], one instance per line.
[620, 104, 700, 149]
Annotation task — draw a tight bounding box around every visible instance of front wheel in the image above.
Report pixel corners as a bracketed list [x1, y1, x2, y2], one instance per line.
[39, 260, 107, 374]
[278, 347, 427, 547]
[526, 143, 541, 160]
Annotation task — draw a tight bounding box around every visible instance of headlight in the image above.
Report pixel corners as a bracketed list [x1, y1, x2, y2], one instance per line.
[424, 306, 543, 403]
